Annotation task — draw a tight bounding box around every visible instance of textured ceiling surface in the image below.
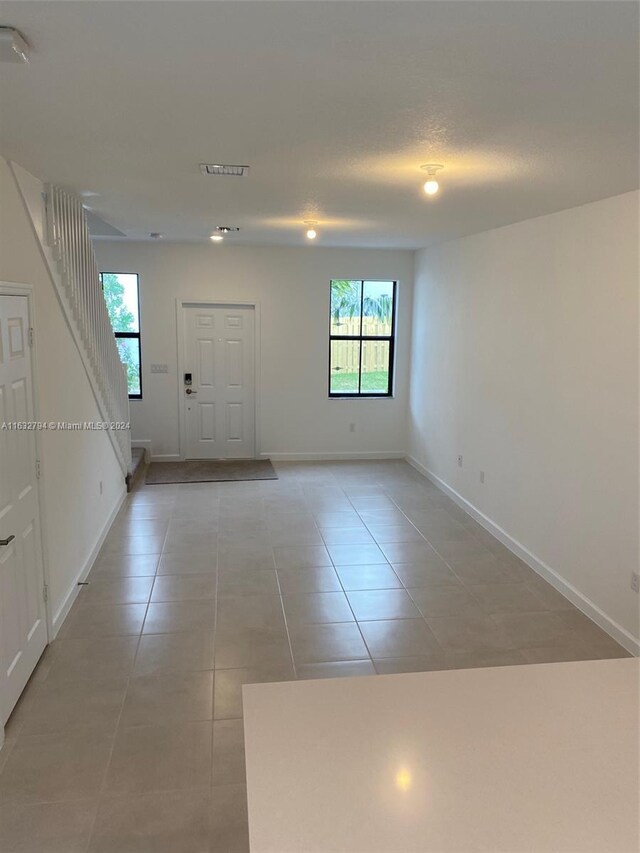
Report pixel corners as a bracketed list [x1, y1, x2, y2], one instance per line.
[0, 1, 637, 247]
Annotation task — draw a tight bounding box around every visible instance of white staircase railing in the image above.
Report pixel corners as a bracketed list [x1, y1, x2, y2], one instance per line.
[44, 184, 132, 476]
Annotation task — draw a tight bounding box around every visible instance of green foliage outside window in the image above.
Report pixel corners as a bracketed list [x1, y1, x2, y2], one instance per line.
[100, 272, 142, 397]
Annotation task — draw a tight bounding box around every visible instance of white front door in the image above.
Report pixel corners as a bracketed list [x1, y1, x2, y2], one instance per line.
[182, 304, 255, 459]
[0, 294, 47, 725]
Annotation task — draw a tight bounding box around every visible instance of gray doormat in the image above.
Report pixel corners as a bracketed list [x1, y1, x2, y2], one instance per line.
[146, 459, 278, 484]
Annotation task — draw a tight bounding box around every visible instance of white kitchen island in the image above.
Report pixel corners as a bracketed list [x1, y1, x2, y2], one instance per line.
[243, 657, 639, 853]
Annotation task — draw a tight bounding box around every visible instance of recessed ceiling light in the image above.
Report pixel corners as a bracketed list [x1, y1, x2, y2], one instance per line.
[0, 27, 29, 63]
[210, 234, 224, 242]
[304, 221, 318, 240]
[420, 164, 444, 196]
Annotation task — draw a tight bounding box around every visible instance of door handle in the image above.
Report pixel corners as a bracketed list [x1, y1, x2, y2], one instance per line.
[185, 388, 197, 395]
[0, 535, 15, 546]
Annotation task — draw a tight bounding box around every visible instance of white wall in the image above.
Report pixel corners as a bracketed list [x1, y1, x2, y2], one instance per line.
[0, 157, 126, 635]
[93, 242, 414, 460]
[408, 191, 639, 649]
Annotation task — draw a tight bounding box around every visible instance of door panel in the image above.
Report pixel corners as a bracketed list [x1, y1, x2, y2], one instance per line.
[0, 543, 21, 676]
[0, 388, 11, 526]
[12, 379, 31, 498]
[183, 305, 255, 459]
[226, 403, 244, 442]
[8, 317, 25, 358]
[199, 403, 216, 442]
[225, 339, 243, 387]
[23, 522, 40, 640]
[197, 338, 215, 387]
[0, 294, 47, 726]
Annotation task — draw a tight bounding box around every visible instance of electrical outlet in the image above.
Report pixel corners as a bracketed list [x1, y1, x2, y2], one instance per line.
[631, 572, 639, 594]
[349, 423, 356, 433]
[480, 471, 485, 484]
[457, 455, 463, 468]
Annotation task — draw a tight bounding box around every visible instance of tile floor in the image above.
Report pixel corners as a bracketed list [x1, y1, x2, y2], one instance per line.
[0, 460, 630, 852]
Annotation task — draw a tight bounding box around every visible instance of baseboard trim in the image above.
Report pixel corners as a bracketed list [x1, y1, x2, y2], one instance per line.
[50, 487, 127, 638]
[262, 451, 406, 462]
[143, 449, 406, 463]
[406, 455, 639, 657]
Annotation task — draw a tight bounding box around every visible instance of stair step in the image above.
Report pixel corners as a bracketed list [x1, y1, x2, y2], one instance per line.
[125, 448, 147, 493]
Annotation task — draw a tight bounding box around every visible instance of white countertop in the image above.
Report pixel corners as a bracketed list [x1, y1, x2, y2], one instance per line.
[243, 658, 639, 853]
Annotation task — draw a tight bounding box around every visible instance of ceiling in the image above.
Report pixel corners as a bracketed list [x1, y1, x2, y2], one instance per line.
[0, 1, 637, 248]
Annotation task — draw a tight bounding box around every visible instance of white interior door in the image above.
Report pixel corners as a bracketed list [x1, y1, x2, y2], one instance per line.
[0, 294, 47, 725]
[182, 304, 255, 459]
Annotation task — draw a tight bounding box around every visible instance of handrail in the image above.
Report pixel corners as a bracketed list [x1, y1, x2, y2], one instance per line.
[44, 185, 132, 476]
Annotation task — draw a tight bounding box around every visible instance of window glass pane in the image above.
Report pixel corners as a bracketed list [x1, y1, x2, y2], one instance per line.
[330, 339, 361, 394]
[116, 337, 141, 396]
[362, 281, 394, 337]
[102, 273, 140, 333]
[361, 340, 390, 393]
[330, 280, 362, 336]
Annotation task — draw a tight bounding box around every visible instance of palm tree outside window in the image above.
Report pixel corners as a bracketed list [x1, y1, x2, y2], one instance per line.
[329, 280, 397, 397]
[100, 272, 142, 399]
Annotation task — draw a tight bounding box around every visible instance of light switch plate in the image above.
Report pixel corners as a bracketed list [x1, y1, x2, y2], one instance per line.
[150, 364, 169, 374]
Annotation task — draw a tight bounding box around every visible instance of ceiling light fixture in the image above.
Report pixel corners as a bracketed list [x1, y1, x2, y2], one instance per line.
[210, 226, 240, 242]
[304, 221, 318, 240]
[421, 164, 444, 196]
[0, 27, 30, 63]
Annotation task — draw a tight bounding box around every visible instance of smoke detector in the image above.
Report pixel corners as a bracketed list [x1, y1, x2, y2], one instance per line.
[200, 164, 250, 177]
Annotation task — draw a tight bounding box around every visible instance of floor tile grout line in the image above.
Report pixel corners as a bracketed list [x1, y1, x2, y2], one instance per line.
[380, 492, 543, 633]
[354, 488, 449, 661]
[210, 497, 221, 780]
[272, 560, 299, 680]
[82, 568, 154, 850]
[137, 523, 170, 636]
[323, 493, 379, 667]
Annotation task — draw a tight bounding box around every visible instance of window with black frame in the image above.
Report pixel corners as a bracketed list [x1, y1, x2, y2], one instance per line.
[329, 280, 397, 397]
[99, 272, 142, 399]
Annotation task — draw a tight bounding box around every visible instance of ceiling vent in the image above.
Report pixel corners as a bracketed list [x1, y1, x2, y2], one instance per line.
[200, 164, 250, 177]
